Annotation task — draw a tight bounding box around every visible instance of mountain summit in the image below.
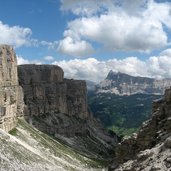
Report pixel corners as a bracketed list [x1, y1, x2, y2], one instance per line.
[97, 71, 171, 95]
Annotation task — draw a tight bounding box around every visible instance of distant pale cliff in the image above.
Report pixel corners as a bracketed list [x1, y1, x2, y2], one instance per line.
[97, 70, 171, 95]
[0, 45, 24, 132]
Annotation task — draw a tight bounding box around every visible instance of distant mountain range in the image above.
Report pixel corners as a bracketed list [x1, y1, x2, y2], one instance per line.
[96, 71, 171, 95]
[87, 71, 171, 136]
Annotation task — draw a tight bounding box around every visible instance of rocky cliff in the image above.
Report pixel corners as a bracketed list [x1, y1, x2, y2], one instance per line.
[110, 87, 171, 170]
[18, 64, 117, 160]
[0, 45, 24, 132]
[97, 71, 171, 95]
[18, 65, 88, 119]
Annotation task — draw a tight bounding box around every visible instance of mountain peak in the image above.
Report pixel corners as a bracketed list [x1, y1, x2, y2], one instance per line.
[106, 70, 132, 80]
[97, 71, 171, 95]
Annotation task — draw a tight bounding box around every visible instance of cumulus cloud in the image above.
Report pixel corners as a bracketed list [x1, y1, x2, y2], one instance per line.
[160, 48, 171, 56]
[53, 49, 171, 82]
[58, 36, 94, 57]
[60, 0, 113, 16]
[40, 41, 59, 50]
[17, 56, 42, 65]
[43, 56, 55, 61]
[17, 56, 30, 65]
[0, 21, 32, 48]
[0, 21, 58, 50]
[59, 0, 171, 57]
[53, 58, 104, 81]
[61, 0, 148, 16]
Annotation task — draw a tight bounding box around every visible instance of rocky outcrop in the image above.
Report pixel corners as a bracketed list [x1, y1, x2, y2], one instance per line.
[110, 87, 171, 170]
[18, 64, 117, 159]
[0, 45, 24, 132]
[97, 71, 171, 95]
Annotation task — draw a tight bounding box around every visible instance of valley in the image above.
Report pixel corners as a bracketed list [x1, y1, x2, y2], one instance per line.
[1, 45, 171, 171]
[88, 93, 161, 136]
[1, 1, 171, 170]
[87, 71, 170, 136]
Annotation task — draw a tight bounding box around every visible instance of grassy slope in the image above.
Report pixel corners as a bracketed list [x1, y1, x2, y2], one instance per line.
[0, 119, 107, 171]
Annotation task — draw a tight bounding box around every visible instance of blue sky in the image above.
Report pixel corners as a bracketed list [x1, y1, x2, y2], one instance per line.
[0, 0, 67, 60]
[1, 0, 171, 82]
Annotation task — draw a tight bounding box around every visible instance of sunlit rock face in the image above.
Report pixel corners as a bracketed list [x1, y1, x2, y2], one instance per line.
[0, 45, 24, 132]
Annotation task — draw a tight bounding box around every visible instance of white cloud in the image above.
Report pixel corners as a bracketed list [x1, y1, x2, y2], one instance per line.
[0, 21, 33, 48]
[53, 49, 171, 82]
[17, 56, 42, 65]
[58, 36, 94, 57]
[17, 56, 30, 65]
[59, 0, 171, 57]
[61, 0, 148, 16]
[60, 0, 114, 16]
[147, 55, 171, 78]
[43, 56, 55, 61]
[53, 58, 104, 81]
[160, 48, 171, 56]
[0, 21, 59, 50]
[40, 41, 58, 50]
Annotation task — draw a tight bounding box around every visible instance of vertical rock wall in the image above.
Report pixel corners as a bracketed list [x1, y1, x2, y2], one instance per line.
[18, 64, 89, 120]
[18, 64, 117, 159]
[0, 45, 24, 132]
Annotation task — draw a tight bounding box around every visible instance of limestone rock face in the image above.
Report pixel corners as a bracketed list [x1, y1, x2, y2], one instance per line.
[64, 79, 88, 118]
[111, 86, 171, 170]
[18, 64, 64, 85]
[18, 64, 117, 159]
[18, 64, 88, 119]
[0, 45, 24, 132]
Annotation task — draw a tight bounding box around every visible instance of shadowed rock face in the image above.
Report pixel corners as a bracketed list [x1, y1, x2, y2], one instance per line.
[18, 64, 117, 160]
[18, 64, 89, 136]
[0, 45, 24, 132]
[18, 64, 88, 119]
[18, 64, 64, 85]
